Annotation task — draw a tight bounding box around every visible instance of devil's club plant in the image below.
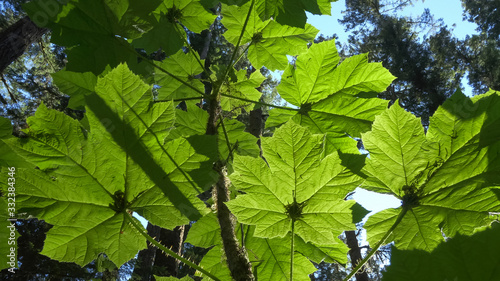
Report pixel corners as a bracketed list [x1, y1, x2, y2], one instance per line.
[1, 0, 499, 280]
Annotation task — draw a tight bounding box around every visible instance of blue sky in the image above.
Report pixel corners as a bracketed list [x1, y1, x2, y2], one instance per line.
[306, 0, 480, 214]
[308, 0, 478, 43]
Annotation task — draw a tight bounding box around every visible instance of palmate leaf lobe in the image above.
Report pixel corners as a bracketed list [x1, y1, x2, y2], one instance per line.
[0, 64, 216, 267]
[226, 120, 368, 246]
[362, 91, 500, 252]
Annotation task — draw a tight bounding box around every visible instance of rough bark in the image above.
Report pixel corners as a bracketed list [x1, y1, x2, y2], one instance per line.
[153, 225, 186, 277]
[0, 16, 48, 74]
[206, 95, 254, 281]
[345, 230, 369, 281]
[132, 224, 185, 280]
[212, 165, 255, 281]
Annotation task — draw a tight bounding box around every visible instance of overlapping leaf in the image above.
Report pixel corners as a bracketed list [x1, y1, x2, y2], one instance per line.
[221, 1, 318, 70]
[226, 121, 367, 245]
[382, 223, 500, 281]
[134, 0, 216, 55]
[220, 69, 265, 114]
[0, 118, 28, 167]
[219, 0, 336, 27]
[155, 50, 205, 100]
[185, 212, 319, 281]
[51, 70, 98, 110]
[362, 91, 500, 251]
[164, 103, 259, 159]
[24, 0, 161, 74]
[1, 64, 216, 266]
[268, 40, 395, 153]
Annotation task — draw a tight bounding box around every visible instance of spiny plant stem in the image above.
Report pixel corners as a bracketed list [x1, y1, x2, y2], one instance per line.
[343, 207, 409, 281]
[124, 211, 221, 281]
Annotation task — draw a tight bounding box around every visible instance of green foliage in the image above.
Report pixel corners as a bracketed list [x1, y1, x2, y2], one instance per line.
[382, 223, 500, 281]
[362, 91, 500, 251]
[269, 40, 394, 154]
[227, 121, 367, 244]
[1, 0, 499, 280]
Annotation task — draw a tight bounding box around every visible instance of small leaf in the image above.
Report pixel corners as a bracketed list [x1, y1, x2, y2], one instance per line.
[222, 2, 318, 70]
[220, 69, 264, 114]
[51, 70, 97, 110]
[156, 0, 216, 33]
[155, 50, 205, 100]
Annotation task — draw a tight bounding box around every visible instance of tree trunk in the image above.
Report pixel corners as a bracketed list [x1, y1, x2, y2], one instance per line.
[133, 223, 161, 281]
[345, 230, 369, 281]
[153, 225, 186, 277]
[0, 16, 48, 74]
[132, 223, 186, 280]
[206, 90, 254, 281]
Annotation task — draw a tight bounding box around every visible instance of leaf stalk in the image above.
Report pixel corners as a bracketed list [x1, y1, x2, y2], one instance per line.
[124, 211, 221, 281]
[342, 206, 409, 281]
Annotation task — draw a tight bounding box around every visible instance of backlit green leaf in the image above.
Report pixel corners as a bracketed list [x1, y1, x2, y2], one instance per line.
[269, 40, 393, 153]
[221, 1, 318, 70]
[382, 223, 500, 281]
[5, 64, 214, 266]
[227, 121, 366, 245]
[51, 70, 97, 110]
[363, 92, 500, 251]
[155, 50, 205, 100]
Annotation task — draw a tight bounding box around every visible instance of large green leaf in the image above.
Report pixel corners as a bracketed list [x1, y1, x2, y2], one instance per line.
[226, 121, 367, 245]
[221, 1, 318, 70]
[4, 64, 215, 266]
[268, 40, 394, 153]
[254, 0, 336, 27]
[382, 223, 500, 281]
[24, 0, 161, 74]
[363, 92, 500, 252]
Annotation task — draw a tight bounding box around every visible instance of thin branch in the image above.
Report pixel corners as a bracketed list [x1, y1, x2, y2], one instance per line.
[1, 74, 17, 103]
